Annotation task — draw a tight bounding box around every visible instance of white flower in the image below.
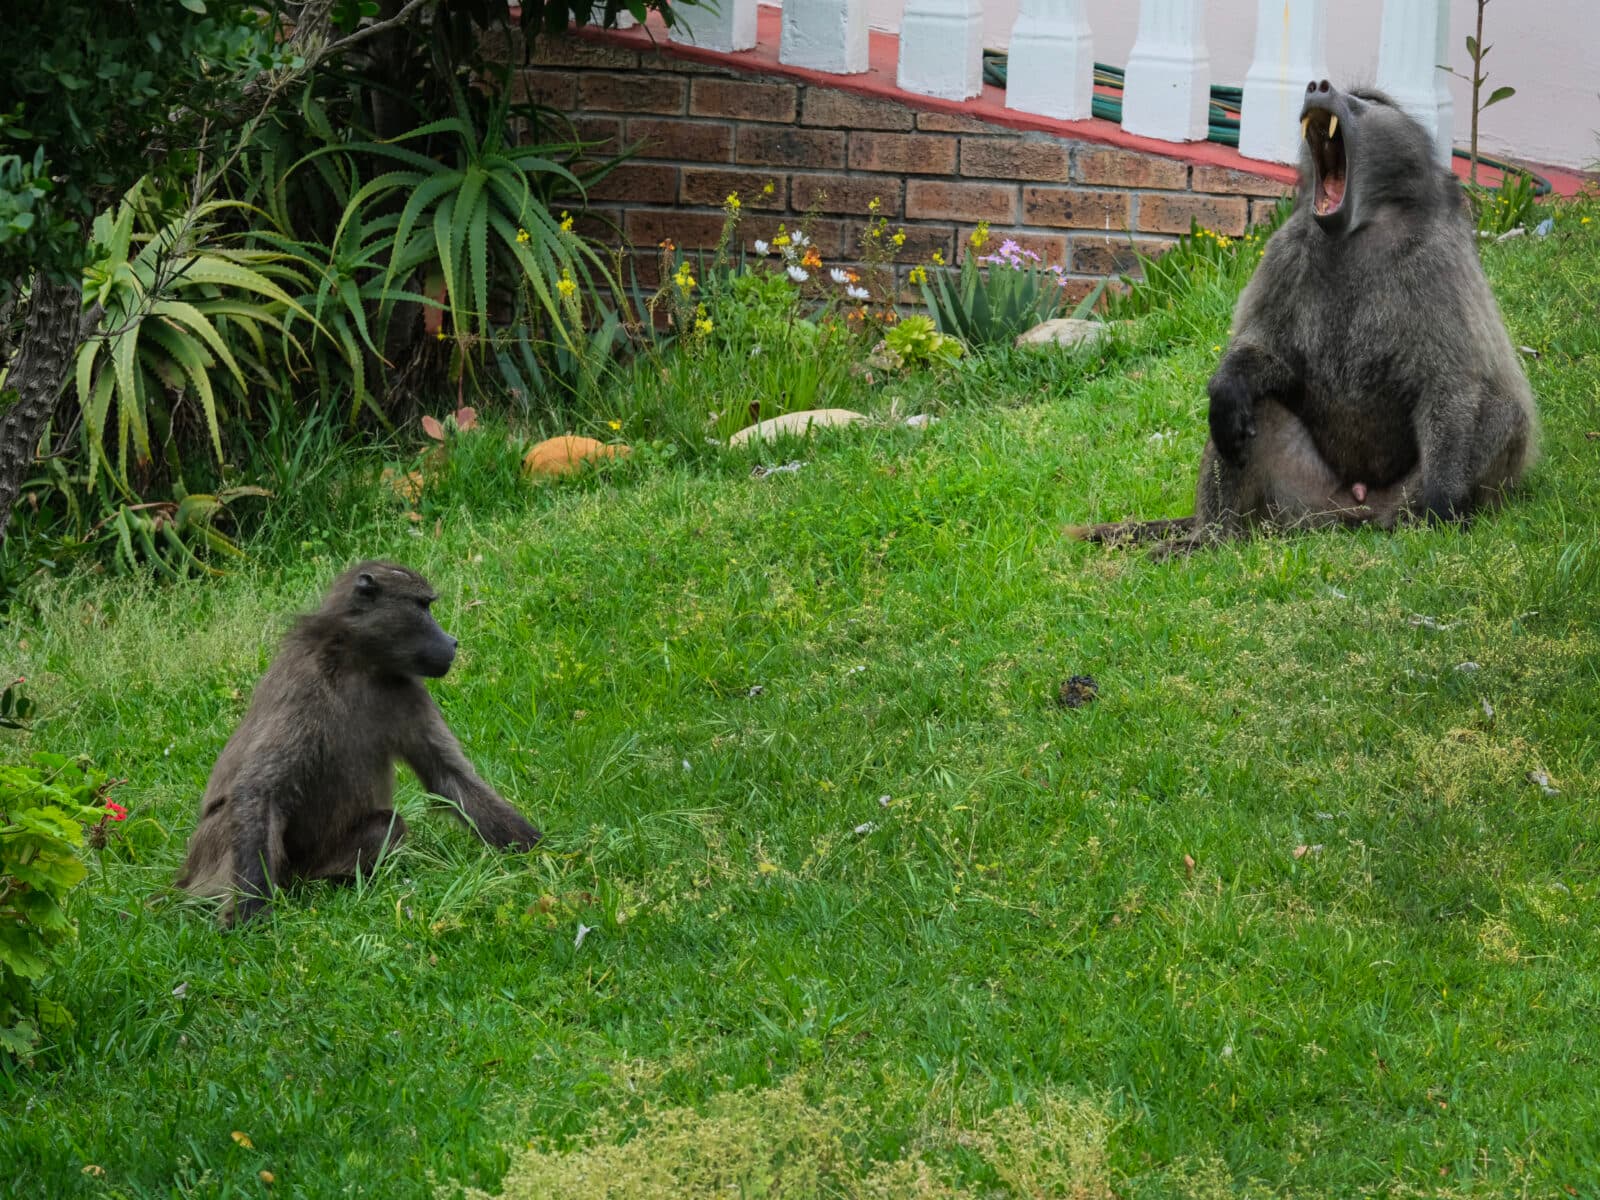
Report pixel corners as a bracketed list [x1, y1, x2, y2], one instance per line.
[787, 265, 809, 282]
[791, 230, 810, 248]
[753, 239, 769, 254]
[846, 284, 869, 300]
[575, 923, 593, 948]
[830, 268, 849, 284]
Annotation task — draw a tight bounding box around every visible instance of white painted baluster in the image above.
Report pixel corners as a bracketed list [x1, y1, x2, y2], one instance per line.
[897, 0, 985, 101]
[1006, 0, 1095, 121]
[780, 0, 869, 74]
[1121, 0, 1210, 142]
[1376, 0, 1454, 166]
[671, 0, 758, 53]
[612, 8, 636, 30]
[1238, 0, 1327, 163]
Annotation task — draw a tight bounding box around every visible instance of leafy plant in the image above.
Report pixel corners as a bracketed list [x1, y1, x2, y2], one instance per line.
[917, 227, 1084, 346]
[1, 748, 125, 1060]
[334, 73, 608, 346]
[1442, 0, 1516, 185]
[74, 184, 315, 485]
[1472, 168, 1539, 236]
[1107, 201, 1291, 319]
[881, 314, 964, 370]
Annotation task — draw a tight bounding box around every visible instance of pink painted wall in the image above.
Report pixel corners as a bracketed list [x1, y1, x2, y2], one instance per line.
[760, 1, 1599, 170]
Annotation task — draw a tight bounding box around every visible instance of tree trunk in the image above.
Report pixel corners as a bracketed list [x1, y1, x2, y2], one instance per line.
[0, 274, 90, 542]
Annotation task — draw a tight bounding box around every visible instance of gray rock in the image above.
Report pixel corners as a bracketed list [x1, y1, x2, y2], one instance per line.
[730, 408, 866, 447]
[1015, 318, 1113, 350]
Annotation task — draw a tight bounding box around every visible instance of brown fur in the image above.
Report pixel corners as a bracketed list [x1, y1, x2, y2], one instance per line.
[176, 561, 539, 926]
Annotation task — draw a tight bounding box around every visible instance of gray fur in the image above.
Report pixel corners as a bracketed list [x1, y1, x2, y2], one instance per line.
[175, 560, 539, 926]
[1078, 82, 1537, 554]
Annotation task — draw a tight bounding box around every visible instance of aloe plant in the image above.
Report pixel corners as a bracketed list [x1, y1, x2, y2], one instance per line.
[75, 183, 315, 485]
[329, 74, 611, 343]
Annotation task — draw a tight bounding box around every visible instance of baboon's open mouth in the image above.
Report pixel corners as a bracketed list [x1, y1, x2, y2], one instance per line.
[1302, 109, 1347, 217]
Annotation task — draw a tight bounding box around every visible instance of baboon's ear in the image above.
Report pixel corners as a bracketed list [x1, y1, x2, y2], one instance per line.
[355, 572, 379, 598]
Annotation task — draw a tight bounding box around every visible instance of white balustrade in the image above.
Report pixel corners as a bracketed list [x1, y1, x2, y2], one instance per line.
[897, 0, 985, 101]
[1376, 0, 1454, 166]
[1005, 0, 1095, 121]
[613, 8, 636, 29]
[671, 0, 758, 53]
[1238, 0, 1327, 163]
[780, 0, 869, 74]
[1122, 0, 1210, 142]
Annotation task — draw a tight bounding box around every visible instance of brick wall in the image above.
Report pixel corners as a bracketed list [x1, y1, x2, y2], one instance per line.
[503, 34, 1293, 301]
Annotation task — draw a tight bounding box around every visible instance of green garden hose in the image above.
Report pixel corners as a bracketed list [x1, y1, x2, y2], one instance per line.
[980, 53, 1551, 195]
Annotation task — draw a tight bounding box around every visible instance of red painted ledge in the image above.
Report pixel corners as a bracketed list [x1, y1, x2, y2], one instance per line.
[533, 5, 1593, 198]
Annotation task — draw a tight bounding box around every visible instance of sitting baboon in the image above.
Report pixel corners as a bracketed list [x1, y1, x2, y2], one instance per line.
[1077, 81, 1537, 555]
[176, 561, 539, 925]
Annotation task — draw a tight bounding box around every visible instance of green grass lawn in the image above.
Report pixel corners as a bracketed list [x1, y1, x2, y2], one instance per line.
[4, 205, 1599, 1198]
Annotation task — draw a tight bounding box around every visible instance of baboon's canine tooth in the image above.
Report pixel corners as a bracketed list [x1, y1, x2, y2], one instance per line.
[1329, 115, 1339, 139]
[1301, 116, 1310, 140]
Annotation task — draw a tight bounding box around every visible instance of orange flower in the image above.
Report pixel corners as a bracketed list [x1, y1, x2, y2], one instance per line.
[801, 247, 822, 270]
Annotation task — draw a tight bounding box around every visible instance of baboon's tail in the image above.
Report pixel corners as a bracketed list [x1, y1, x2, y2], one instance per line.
[1066, 516, 1198, 546]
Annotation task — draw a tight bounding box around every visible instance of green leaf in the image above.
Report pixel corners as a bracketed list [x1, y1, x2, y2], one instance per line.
[1483, 85, 1516, 108]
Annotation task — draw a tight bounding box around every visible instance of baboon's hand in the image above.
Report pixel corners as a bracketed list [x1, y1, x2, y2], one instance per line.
[1207, 373, 1257, 466]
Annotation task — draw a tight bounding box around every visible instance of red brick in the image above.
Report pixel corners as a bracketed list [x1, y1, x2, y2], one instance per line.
[1068, 235, 1174, 275]
[736, 127, 846, 169]
[1060, 277, 1111, 310]
[905, 179, 1018, 224]
[572, 117, 624, 149]
[959, 138, 1070, 182]
[1137, 193, 1249, 236]
[583, 163, 679, 205]
[955, 229, 1067, 267]
[1191, 165, 1294, 197]
[510, 69, 575, 109]
[681, 168, 787, 209]
[1074, 148, 1188, 190]
[790, 173, 902, 216]
[626, 118, 734, 163]
[1252, 195, 1294, 227]
[917, 110, 1008, 135]
[529, 36, 639, 69]
[691, 78, 798, 123]
[580, 73, 687, 115]
[624, 210, 734, 252]
[570, 207, 622, 243]
[849, 131, 957, 175]
[641, 52, 738, 76]
[843, 220, 954, 264]
[801, 89, 915, 131]
[1021, 187, 1133, 231]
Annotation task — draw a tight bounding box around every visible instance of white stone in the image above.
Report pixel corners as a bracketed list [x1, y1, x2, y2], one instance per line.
[729, 408, 867, 447]
[780, 0, 868, 75]
[1006, 0, 1095, 122]
[1121, 0, 1211, 143]
[1014, 318, 1113, 350]
[897, 0, 985, 101]
[1376, 0, 1454, 166]
[1238, 0, 1329, 164]
[671, 0, 758, 53]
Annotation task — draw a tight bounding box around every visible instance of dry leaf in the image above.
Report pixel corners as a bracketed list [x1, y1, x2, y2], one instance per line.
[454, 405, 478, 432]
[421, 414, 446, 442]
[1183, 854, 1195, 877]
[260, 1170, 276, 1184]
[231, 1131, 254, 1149]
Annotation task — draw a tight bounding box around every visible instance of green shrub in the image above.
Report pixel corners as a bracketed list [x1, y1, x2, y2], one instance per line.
[918, 225, 1100, 346]
[1, 712, 124, 1059]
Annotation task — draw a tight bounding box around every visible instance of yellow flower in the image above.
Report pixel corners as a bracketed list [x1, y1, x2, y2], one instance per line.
[892, 229, 906, 247]
[435, 329, 447, 341]
[931, 249, 946, 266]
[559, 211, 573, 232]
[909, 265, 928, 285]
[969, 220, 990, 249]
[868, 196, 881, 213]
[556, 271, 577, 299]
[1583, 216, 1593, 225]
[773, 233, 790, 247]
[762, 180, 776, 195]
[516, 227, 530, 244]
[607, 419, 622, 431]
[725, 192, 741, 210]
[695, 317, 714, 335]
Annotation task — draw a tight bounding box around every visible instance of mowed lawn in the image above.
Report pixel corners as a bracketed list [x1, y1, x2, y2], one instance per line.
[3, 207, 1599, 1198]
